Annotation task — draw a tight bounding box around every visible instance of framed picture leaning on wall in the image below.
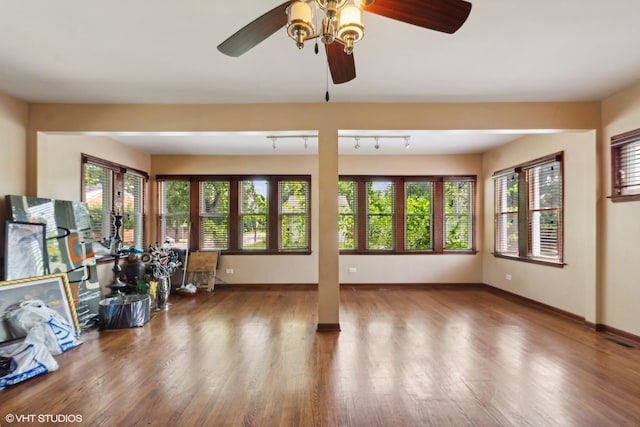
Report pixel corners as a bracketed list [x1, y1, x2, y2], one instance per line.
[0, 273, 80, 343]
[4, 221, 49, 281]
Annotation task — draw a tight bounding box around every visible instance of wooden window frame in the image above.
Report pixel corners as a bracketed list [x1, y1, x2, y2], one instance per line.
[339, 175, 477, 255]
[610, 128, 640, 202]
[156, 175, 311, 255]
[81, 154, 149, 258]
[492, 152, 564, 267]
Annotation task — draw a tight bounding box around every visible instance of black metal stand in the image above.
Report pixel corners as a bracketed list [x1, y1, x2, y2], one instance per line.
[107, 214, 126, 297]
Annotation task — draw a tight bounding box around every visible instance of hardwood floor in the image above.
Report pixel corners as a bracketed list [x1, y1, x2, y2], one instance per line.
[3, 285, 640, 426]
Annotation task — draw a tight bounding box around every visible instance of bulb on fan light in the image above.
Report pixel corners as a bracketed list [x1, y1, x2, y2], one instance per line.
[286, 1, 315, 49]
[337, 4, 364, 54]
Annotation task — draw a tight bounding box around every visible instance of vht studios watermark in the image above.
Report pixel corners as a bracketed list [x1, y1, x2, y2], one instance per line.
[4, 413, 83, 424]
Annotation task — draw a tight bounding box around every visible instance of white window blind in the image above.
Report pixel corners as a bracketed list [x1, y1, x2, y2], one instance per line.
[278, 180, 309, 251]
[493, 153, 563, 265]
[84, 163, 113, 245]
[159, 180, 190, 250]
[366, 180, 395, 250]
[338, 180, 357, 250]
[200, 181, 230, 250]
[612, 130, 640, 198]
[527, 160, 562, 259]
[444, 180, 474, 250]
[404, 181, 433, 250]
[239, 180, 268, 250]
[494, 172, 519, 256]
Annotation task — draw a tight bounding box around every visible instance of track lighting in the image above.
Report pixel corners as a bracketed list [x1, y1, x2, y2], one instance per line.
[344, 134, 411, 150]
[266, 135, 316, 150]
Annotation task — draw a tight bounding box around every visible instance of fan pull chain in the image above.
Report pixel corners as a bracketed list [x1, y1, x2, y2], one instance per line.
[325, 61, 330, 102]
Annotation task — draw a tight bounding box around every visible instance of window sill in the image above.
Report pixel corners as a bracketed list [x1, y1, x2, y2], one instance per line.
[493, 253, 565, 268]
[608, 194, 640, 203]
[221, 250, 312, 256]
[340, 250, 478, 255]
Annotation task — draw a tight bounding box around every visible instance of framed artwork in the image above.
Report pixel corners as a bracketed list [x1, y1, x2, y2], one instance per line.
[4, 221, 48, 281]
[0, 273, 79, 343]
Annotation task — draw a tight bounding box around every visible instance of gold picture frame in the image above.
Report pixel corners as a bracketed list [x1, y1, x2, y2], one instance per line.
[0, 273, 80, 343]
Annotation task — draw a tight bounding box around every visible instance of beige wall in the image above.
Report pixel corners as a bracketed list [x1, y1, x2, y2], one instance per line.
[36, 134, 151, 292]
[3, 90, 639, 335]
[151, 153, 485, 286]
[152, 154, 319, 285]
[38, 134, 151, 201]
[601, 81, 640, 336]
[0, 94, 28, 247]
[3, 102, 600, 323]
[340, 154, 483, 284]
[482, 132, 598, 321]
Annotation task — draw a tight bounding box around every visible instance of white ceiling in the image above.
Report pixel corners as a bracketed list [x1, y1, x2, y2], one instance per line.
[3, 1, 639, 155]
[82, 129, 544, 155]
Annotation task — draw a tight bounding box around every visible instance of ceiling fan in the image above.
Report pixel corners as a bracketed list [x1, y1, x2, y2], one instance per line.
[217, 0, 472, 85]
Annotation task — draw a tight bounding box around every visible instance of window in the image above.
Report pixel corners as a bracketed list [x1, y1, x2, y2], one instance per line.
[279, 180, 310, 250]
[443, 179, 474, 250]
[367, 180, 395, 250]
[240, 179, 268, 250]
[493, 152, 563, 266]
[82, 155, 148, 257]
[611, 128, 640, 202]
[338, 180, 357, 250]
[494, 172, 519, 256]
[157, 175, 311, 254]
[200, 180, 230, 250]
[405, 181, 433, 250]
[339, 176, 476, 254]
[124, 173, 145, 249]
[159, 180, 191, 250]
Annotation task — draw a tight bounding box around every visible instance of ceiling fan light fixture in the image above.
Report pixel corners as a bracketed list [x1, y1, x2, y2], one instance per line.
[337, 4, 364, 54]
[314, 0, 348, 20]
[287, 1, 315, 48]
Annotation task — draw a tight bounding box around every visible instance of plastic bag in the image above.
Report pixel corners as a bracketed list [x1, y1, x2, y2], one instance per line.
[6, 299, 82, 355]
[0, 324, 59, 390]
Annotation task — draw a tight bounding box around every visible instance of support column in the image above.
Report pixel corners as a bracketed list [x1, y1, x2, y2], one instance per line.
[317, 128, 340, 332]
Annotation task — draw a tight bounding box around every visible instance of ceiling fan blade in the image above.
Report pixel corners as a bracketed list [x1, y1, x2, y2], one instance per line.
[362, 0, 472, 34]
[217, 1, 293, 57]
[326, 43, 356, 84]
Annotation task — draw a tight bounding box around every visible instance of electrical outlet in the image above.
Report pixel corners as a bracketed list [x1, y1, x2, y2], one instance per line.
[505, 274, 512, 280]
[226, 268, 234, 274]
[348, 267, 357, 273]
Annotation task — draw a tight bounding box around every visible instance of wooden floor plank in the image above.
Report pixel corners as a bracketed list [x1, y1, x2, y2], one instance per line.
[2, 286, 640, 426]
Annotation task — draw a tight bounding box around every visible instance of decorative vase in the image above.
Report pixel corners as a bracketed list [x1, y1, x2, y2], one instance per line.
[156, 276, 169, 311]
